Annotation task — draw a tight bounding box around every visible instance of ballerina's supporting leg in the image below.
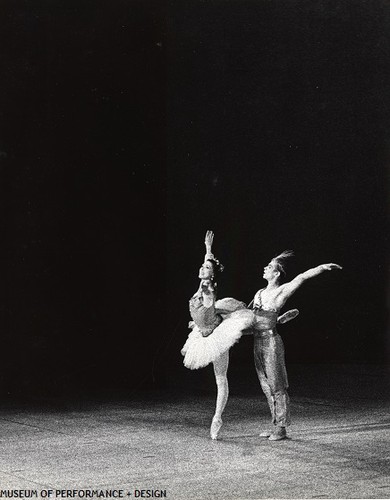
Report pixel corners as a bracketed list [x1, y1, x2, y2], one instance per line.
[210, 350, 229, 440]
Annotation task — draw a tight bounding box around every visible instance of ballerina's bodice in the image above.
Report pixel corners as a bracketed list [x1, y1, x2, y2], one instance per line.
[189, 292, 222, 337]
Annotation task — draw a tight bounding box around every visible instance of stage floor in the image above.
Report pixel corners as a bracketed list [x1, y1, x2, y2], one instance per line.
[0, 364, 389, 499]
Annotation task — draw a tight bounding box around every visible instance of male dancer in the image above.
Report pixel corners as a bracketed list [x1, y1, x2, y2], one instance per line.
[251, 251, 342, 441]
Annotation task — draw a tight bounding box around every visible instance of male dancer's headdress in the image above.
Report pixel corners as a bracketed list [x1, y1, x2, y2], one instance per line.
[272, 250, 294, 277]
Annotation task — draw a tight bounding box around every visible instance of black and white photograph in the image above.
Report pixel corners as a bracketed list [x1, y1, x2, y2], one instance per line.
[0, 0, 389, 498]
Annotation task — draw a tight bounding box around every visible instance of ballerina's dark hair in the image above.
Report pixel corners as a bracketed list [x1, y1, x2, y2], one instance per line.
[206, 257, 224, 277]
[272, 250, 294, 279]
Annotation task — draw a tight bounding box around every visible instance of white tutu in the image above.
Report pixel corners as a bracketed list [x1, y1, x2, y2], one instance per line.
[181, 308, 255, 370]
[215, 297, 247, 317]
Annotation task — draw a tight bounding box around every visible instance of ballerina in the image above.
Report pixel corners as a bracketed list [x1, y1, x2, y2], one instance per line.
[181, 231, 254, 440]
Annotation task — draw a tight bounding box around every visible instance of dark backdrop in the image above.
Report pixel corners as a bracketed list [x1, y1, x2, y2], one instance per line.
[0, 0, 389, 400]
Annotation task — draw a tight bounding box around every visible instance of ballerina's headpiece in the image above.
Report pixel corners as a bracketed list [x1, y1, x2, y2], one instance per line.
[206, 256, 224, 275]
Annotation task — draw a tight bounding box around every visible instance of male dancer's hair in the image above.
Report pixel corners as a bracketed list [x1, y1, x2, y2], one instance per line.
[272, 250, 294, 280]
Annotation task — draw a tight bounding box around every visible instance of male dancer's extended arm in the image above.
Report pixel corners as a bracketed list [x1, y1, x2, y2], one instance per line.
[278, 263, 342, 304]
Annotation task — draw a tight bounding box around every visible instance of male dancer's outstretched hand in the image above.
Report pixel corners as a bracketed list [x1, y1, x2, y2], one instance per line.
[322, 263, 342, 271]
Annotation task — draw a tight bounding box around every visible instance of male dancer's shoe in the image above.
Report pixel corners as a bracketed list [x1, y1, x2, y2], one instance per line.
[259, 430, 271, 438]
[268, 426, 287, 441]
[210, 417, 223, 440]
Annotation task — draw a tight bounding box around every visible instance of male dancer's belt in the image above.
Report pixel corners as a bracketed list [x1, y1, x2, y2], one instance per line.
[252, 308, 277, 331]
[253, 328, 278, 338]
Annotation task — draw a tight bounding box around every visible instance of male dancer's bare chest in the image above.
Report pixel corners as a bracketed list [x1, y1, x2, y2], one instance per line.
[256, 288, 283, 311]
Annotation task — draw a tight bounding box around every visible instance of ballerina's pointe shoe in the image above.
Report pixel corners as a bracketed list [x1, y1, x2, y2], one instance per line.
[277, 309, 299, 324]
[210, 418, 223, 440]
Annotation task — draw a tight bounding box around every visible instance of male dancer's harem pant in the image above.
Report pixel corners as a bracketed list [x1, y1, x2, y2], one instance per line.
[253, 327, 291, 427]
